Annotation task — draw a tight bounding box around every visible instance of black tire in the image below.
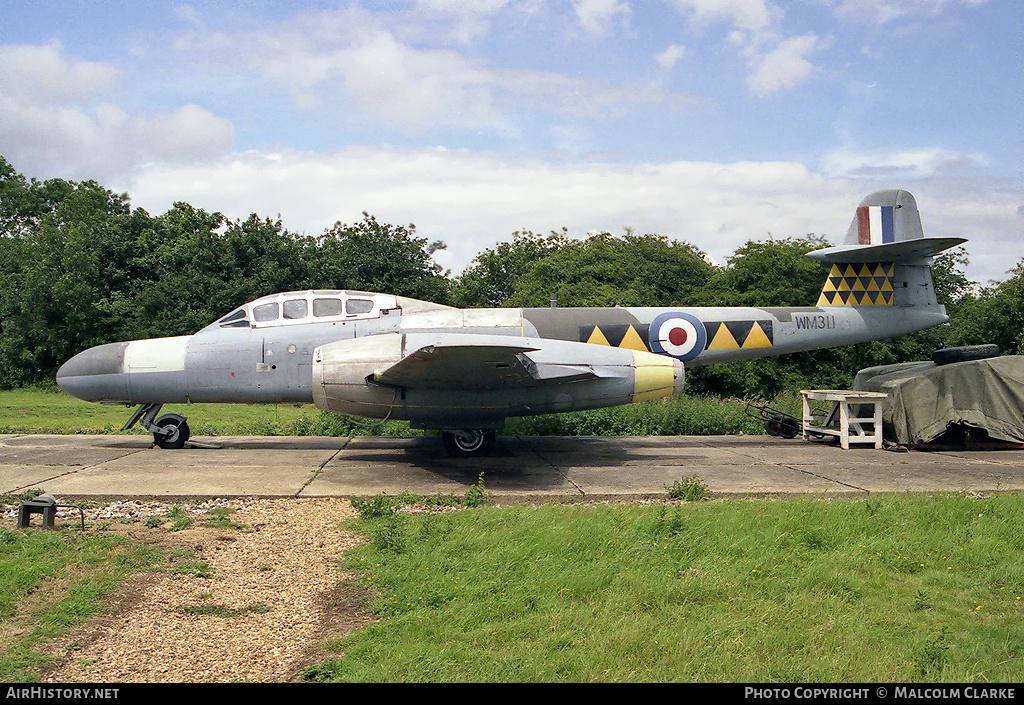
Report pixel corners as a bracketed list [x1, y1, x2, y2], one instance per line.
[765, 415, 799, 439]
[153, 415, 190, 449]
[931, 344, 1000, 366]
[442, 430, 496, 456]
[777, 418, 800, 439]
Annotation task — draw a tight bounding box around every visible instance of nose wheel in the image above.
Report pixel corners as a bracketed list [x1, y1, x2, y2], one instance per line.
[442, 429, 496, 456]
[153, 415, 190, 449]
[123, 404, 191, 449]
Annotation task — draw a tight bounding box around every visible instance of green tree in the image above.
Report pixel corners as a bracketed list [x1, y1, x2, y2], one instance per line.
[302, 214, 450, 304]
[131, 203, 272, 337]
[700, 235, 830, 307]
[0, 169, 152, 385]
[453, 229, 715, 309]
[450, 229, 567, 308]
[944, 259, 1024, 354]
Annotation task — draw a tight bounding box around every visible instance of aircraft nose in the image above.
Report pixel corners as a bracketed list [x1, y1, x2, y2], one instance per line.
[56, 342, 131, 402]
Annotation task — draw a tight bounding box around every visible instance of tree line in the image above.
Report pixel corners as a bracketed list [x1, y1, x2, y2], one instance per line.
[1, 156, 1020, 396]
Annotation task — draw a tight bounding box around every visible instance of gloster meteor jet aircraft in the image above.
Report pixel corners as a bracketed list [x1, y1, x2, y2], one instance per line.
[57, 190, 965, 455]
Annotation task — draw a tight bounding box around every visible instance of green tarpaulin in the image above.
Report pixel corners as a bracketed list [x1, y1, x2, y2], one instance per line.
[853, 356, 1024, 445]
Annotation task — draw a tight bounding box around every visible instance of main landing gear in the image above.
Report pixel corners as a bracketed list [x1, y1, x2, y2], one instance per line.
[123, 403, 191, 449]
[441, 429, 496, 457]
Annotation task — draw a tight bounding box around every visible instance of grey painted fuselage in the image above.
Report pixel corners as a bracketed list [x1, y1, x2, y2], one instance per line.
[56, 290, 948, 409]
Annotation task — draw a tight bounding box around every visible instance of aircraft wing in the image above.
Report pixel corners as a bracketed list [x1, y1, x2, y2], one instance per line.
[369, 333, 603, 390]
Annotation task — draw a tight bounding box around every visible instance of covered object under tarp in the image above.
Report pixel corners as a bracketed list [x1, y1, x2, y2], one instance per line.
[853, 355, 1024, 446]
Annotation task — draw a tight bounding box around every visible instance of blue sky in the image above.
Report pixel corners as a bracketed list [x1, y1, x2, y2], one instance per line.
[1, 0, 1020, 287]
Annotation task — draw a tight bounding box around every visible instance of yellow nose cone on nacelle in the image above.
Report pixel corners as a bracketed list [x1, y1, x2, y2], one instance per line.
[631, 350, 685, 403]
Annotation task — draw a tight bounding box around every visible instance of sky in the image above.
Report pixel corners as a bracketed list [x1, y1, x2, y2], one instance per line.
[1, 0, 1021, 289]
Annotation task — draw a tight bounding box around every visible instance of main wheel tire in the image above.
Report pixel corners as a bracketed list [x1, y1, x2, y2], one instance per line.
[153, 415, 190, 449]
[442, 429, 496, 456]
[931, 344, 1000, 366]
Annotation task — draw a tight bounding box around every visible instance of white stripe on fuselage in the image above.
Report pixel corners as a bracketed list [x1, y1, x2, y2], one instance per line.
[124, 336, 190, 372]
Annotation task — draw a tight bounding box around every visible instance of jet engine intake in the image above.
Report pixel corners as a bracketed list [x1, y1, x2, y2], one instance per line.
[311, 333, 405, 421]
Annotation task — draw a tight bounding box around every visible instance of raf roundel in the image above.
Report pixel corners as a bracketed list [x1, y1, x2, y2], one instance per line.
[649, 312, 706, 362]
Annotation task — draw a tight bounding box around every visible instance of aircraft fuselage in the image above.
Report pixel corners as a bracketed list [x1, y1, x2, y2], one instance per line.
[57, 295, 948, 410]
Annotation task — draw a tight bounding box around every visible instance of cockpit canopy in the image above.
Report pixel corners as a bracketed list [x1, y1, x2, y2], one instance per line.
[211, 290, 399, 330]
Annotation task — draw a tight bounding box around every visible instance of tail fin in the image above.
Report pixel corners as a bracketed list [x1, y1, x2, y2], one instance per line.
[808, 190, 966, 307]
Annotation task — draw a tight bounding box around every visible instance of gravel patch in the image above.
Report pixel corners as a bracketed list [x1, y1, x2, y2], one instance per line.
[14, 497, 369, 683]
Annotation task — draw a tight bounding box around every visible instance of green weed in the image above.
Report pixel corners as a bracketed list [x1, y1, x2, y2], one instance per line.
[665, 475, 710, 501]
[464, 473, 489, 508]
[171, 561, 217, 579]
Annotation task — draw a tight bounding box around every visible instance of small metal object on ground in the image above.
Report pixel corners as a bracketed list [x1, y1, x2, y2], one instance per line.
[17, 493, 86, 530]
[17, 493, 57, 529]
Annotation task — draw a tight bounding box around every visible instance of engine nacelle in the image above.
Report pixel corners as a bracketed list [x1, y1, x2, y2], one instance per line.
[312, 332, 684, 429]
[311, 333, 405, 421]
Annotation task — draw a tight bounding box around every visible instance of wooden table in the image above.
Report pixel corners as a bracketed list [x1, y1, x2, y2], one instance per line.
[801, 390, 888, 449]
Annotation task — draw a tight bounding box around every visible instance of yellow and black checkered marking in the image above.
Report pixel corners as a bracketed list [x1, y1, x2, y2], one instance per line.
[580, 324, 650, 352]
[704, 320, 774, 350]
[817, 262, 895, 306]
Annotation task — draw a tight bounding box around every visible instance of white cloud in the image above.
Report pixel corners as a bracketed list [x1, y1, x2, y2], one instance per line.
[404, 0, 521, 45]
[172, 5, 204, 28]
[0, 41, 233, 181]
[667, 0, 780, 32]
[0, 41, 118, 103]
[169, 14, 694, 131]
[413, 0, 514, 14]
[0, 98, 234, 182]
[120, 146, 1021, 286]
[123, 148, 826, 277]
[832, 0, 993, 24]
[572, 0, 632, 36]
[657, 43, 687, 69]
[745, 33, 819, 96]
[822, 144, 989, 178]
[337, 30, 501, 131]
[667, 0, 823, 95]
[916, 181, 1024, 285]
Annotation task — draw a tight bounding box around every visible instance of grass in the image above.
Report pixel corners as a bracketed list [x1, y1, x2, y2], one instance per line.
[305, 492, 1024, 683]
[0, 385, 386, 438]
[0, 521, 161, 681]
[0, 386, 800, 438]
[2, 489, 1023, 682]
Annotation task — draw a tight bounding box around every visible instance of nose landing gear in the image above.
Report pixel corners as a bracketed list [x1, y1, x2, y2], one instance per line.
[123, 403, 191, 449]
